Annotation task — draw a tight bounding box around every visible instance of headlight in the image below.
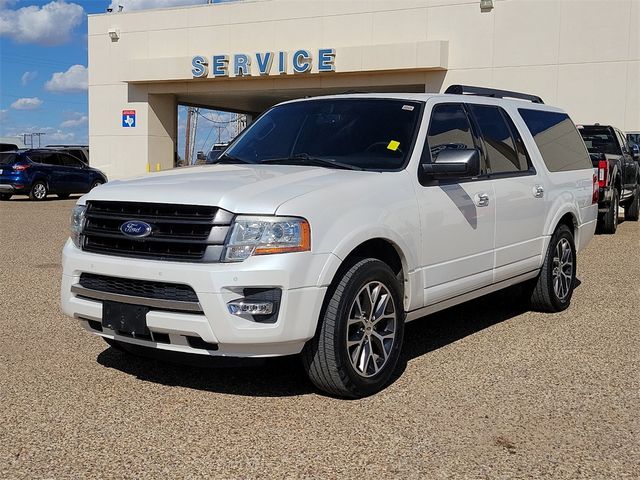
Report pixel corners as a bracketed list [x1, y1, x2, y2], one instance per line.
[223, 216, 310, 262]
[70, 204, 86, 248]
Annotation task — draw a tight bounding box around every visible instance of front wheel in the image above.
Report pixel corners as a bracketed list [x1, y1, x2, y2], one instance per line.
[302, 258, 405, 398]
[29, 181, 47, 201]
[529, 224, 577, 312]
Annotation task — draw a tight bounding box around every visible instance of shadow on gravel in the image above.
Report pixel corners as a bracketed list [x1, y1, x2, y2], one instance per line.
[97, 282, 567, 398]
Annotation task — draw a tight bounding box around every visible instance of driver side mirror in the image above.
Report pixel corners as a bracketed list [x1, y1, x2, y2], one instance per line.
[422, 149, 480, 179]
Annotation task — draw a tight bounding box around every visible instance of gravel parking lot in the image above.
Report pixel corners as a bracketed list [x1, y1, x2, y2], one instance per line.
[1, 197, 639, 479]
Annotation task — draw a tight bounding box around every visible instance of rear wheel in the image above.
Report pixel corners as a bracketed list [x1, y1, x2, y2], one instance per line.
[599, 188, 619, 234]
[624, 185, 639, 221]
[29, 181, 47, 201]
[302, 258, 404, 398]
[529, 224, 576, 312]
[0, 193, 11, 201]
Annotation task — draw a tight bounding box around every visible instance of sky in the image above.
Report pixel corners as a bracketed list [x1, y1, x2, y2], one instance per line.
[0, 0, 230, 148]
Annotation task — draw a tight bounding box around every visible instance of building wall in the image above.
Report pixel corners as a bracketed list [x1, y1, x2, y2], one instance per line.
[88, 0, 640, 179]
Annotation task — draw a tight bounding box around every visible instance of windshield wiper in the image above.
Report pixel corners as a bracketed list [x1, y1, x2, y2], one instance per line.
[216, 153, 251, 164]
[261, 153, 363, 171]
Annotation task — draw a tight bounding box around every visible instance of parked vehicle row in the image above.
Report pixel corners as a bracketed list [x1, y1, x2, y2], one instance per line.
[0, 148, 106, 201]
[578, 124, 640, 234]
[62, 85, 601, 398]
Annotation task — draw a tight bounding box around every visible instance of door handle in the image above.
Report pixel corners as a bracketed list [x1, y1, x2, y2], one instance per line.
[474, 192, 490, 207]
[533, 185, 544, 198]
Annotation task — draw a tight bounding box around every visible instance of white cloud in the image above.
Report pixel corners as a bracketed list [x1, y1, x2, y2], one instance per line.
[0, 109, 8, 121]
[47, 129, 76, 141]
[108, 0, 209, 11]
[21, 71, 38, 86]
[60, 115, 87, 128]
[0, 1, 84, 46]
[44, 65, 88, 93]
[10, 97, 43, 110]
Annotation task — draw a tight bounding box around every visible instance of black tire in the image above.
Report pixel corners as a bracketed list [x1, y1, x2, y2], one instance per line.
[530, 224, 577, 313]
[0, 193, 11, 201]
[57, 193, 71, 199]
[29, 181, 48, 201]
[599, 188, 619, 234]
[302, 258, 405, 398]
[624, 185, 639, 221]
[103, 337, 128, 352]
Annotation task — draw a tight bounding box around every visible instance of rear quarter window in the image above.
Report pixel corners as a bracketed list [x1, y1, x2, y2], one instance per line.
[0, 153, 16, 165]
[518, 109, 592, 172]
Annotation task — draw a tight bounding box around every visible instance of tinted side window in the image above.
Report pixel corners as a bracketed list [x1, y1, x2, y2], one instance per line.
[29, 152, 59, 165]
[68, 149, 86, 162]
[615, 131, 628, 153]
[469, 105, 524, 173]
[60, 154, 82, 167]
[519, 109, 592, 172]
[427, 104, 475, 161]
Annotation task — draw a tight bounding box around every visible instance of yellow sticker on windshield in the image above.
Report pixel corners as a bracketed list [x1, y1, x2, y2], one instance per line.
[387, 140, 400, 151]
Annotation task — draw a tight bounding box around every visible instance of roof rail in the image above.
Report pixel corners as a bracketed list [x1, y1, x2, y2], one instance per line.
[444, 85, 544, 104]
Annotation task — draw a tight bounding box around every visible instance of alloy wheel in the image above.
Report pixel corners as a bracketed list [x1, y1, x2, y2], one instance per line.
[33, 183, 46, 200]
[552, 238, 573, 300]
[346, 281, 397, 378]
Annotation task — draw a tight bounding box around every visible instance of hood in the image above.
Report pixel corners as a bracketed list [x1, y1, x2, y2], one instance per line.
[81, 164, 374, 214]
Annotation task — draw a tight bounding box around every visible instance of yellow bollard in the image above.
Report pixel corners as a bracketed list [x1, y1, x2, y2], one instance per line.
[156, 163, 161, 172]
[146, 163, 150, 173]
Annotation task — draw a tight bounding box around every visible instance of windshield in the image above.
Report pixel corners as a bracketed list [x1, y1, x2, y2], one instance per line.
[579, 127, 619, 155]
[225, 99, 422, 170]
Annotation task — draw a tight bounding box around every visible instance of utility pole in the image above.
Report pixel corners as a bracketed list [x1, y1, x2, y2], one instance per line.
[184, 106, 193, 164]
[22, 132, 46, 147]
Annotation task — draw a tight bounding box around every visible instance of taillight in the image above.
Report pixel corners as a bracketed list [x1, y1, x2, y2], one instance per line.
[597, 160, 608, 188]
[592, 173, 599, 204]
[12, 163, 31, 171]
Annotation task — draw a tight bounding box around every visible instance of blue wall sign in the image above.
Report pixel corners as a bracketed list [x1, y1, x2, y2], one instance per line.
[192, 48, 336, 79]
[122, 110, 136, 127]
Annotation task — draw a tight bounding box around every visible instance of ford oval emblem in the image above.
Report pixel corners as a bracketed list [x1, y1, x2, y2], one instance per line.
[120, 220, 152, 238]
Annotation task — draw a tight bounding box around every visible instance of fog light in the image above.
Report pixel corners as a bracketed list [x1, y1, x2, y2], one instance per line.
[227, 300, 274, 315]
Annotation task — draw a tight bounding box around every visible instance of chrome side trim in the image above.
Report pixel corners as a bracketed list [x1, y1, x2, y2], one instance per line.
[71, 284, 203, 312]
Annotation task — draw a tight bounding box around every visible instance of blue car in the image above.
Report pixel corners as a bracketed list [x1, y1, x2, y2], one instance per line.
[0, 149, 107, 201]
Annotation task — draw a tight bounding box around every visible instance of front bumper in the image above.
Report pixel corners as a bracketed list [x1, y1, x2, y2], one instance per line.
[61, 240, 338, 357]
[0, 184, 16, 193]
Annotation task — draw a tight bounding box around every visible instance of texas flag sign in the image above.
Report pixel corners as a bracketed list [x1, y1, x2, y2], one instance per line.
[122, 110, 136, 127]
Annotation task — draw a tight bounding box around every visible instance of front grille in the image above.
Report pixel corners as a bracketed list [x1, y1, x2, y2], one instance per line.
[79, 273, 199, 303]
[82, 201, 233, 262]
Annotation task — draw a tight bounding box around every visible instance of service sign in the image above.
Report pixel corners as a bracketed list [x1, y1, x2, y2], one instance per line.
[191, 48, 336, 79]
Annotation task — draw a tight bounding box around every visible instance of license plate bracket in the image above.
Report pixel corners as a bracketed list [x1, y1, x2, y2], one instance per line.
[102, 301, 150, 336]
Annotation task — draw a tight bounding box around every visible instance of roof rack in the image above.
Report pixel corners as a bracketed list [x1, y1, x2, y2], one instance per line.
[444, 85, 544, 104]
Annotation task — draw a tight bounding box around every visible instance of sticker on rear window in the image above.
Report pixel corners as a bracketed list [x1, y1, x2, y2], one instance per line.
[402, 105, 415, 111]
[387, 140, 401, 151]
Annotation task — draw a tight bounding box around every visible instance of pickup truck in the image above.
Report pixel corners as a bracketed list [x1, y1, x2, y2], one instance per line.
[62, 86, 598, 398]
[578, 125, 640, 233]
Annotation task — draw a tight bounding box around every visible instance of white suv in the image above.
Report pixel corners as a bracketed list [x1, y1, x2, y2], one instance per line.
[61, 86, 598, 398]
